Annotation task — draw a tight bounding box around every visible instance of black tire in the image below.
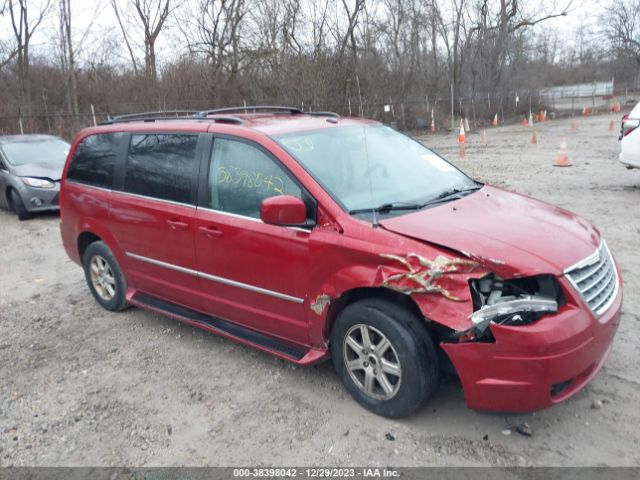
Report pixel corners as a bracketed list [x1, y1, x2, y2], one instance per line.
[82, 241, 128, 312]
[330, 298, 439, 418]
[9, 189, 32, 221]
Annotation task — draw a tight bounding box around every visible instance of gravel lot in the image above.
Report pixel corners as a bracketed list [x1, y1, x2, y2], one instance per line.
[1, 113, 639, 467]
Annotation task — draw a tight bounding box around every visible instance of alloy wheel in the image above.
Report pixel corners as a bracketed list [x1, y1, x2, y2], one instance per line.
[89, 255, 117, 301]
[343, 324, 402, 400]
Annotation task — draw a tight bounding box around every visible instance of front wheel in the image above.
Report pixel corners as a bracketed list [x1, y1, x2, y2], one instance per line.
[330, 298, 439, 418]
[10, 189, 32, 221]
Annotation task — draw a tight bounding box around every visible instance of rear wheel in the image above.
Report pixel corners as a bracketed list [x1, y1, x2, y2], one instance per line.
[83, 241, 128, 311]
[331, 298, 439, 418]
[9, 189, 32, 221]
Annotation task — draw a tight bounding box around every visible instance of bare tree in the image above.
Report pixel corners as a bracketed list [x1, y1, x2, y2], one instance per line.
[57, 0, 101, 115]
[603, 0, 640, 60]
[111, 0, 140, 75]
[58, 0, 78, 115]
[468, 0, 574, 92]
[307, 0, 331, 58]
[6, 0, 52, 111]
[0, 1, 19, 71]
[337, 0, 366, 61]
[131, 0, 172, 81]
[433, 0, 468, 97]
[178, 0, 247, 83]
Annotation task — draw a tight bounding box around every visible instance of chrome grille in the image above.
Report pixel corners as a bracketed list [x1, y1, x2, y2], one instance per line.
[564, 241, 618, 316]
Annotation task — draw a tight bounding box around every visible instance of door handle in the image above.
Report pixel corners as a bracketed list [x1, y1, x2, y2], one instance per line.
[167, 219, 189, 231]
[198, 225, 224, 238]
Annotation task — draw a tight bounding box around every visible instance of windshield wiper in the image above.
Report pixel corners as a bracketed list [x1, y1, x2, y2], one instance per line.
[421, 185, 482, 207]
[349, 201, 424, 215]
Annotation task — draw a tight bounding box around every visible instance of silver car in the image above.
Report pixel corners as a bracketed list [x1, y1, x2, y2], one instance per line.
[0, 134, 70, 220]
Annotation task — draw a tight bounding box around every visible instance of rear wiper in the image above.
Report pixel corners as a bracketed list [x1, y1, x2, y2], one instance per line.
[349, 202, 424, 215]
[421, 185, 482, 207]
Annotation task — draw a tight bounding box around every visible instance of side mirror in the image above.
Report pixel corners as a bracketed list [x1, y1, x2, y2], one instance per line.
[260, 195, 307, 226]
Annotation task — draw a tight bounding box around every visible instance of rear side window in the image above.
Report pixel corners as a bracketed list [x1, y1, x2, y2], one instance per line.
[67, 133, 122, 188]
[124, 134, 198, 204]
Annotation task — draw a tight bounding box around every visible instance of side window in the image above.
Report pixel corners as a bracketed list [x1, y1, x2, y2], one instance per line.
[67, 133, 122, 188]
[208, 138, 302, 219]
[124, 133, 198, 204]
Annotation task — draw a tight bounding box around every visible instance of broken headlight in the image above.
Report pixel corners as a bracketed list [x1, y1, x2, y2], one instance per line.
[467, 274, 565, 336]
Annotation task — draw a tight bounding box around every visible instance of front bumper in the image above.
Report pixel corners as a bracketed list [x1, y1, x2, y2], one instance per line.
[441, 275, 622, 412]
[22, 183, 60, 212]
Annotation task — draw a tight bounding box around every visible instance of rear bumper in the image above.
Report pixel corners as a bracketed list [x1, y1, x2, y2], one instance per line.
[442, 277, 622, 412]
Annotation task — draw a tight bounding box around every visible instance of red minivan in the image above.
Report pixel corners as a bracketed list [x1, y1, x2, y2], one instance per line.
[60, 107, 622, 417]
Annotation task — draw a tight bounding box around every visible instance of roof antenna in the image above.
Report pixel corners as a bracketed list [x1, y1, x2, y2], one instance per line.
[362, 125, 378, 228]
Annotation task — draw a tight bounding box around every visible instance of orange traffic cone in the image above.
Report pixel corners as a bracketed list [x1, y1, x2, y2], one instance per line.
[554, 138, 571, 167]
[608, 119, 615, 131]
[480, 129, 488, 146]
[457, 121, 465, 144]
[531, 131, 538, 144]
[522, 115, 528, 128]
[492, 113, 498, 126]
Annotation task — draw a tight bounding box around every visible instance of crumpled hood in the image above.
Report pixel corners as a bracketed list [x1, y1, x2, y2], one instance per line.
[380, 185, 600, 276]
[11, 161, 63, 181]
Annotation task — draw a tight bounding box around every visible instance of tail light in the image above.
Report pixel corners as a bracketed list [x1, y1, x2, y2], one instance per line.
[620, 114, 640, 139]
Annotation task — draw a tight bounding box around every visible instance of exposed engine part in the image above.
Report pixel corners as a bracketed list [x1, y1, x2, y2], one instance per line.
[459, 274, 565, 340]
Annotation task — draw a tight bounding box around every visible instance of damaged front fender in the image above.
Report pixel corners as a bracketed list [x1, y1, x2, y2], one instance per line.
[377, 253, 484, 301]
[307, 245, 489, 344]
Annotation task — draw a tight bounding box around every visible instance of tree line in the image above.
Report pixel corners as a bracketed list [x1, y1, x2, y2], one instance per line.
[0, 0, 639, 135]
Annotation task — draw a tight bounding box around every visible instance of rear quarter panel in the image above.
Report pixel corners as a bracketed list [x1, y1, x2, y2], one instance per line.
[60, 182, 119, 265]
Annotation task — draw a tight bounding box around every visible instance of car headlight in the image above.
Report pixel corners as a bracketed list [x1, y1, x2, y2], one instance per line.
[464, 274, 564, 337]
[470, 297, 558, 333]
[21, 177, 55, 189]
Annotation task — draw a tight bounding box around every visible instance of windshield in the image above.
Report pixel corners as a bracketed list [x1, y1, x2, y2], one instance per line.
[274, 125, 478, 213]
[1, 138, 70, 166]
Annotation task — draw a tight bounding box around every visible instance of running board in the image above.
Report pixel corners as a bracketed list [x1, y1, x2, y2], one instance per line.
[131, 292, 309, 361]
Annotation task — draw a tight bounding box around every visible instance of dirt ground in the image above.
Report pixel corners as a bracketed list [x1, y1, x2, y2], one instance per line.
[1, 113, 639, 467]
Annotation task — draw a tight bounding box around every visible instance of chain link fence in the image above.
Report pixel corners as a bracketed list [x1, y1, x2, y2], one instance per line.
[1, 87, 638, 139]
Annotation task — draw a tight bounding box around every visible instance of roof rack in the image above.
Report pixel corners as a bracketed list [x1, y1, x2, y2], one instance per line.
[98, 106, 340, 126]
[306, 111, 341, 118]
[100, 110, 244, 126]
[196, 105, 340, 118]
[196, 106, 303, 116]
[106, 110, 200, 122]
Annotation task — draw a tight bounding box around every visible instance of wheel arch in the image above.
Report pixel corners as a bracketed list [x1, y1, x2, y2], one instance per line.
[322, 286, 459, 378]
[323, 287, 440, 344]
[78, 231, 103, 260]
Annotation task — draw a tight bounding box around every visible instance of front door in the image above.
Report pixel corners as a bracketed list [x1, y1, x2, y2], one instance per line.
[193, 136, 313, 345]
